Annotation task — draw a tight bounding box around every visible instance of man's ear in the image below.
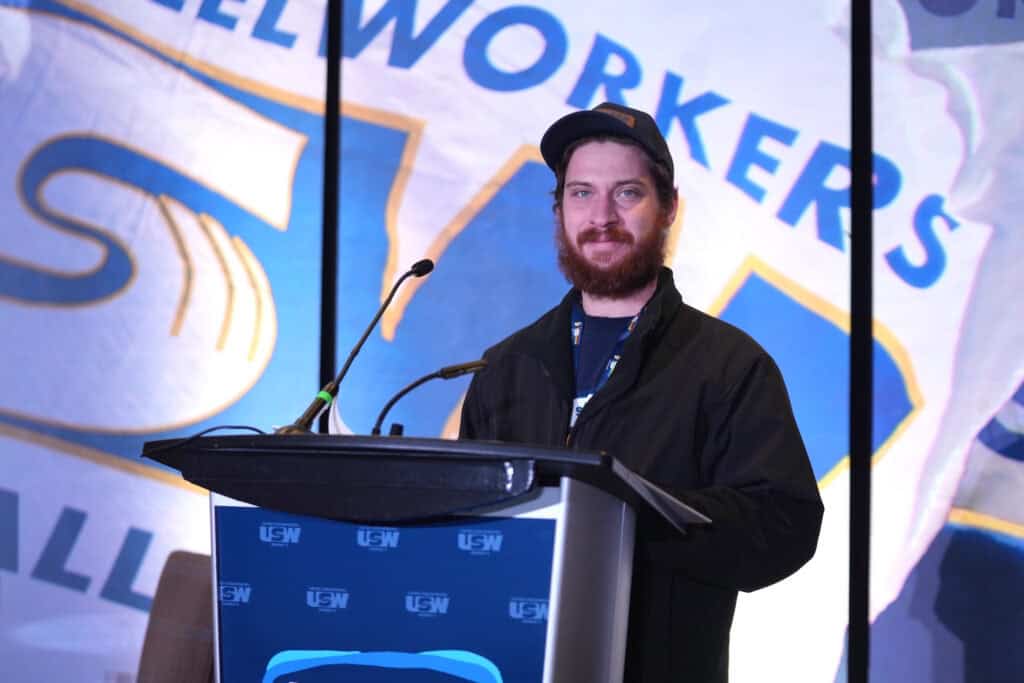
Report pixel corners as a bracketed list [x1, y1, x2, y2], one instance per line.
[663, 189, 680, 227]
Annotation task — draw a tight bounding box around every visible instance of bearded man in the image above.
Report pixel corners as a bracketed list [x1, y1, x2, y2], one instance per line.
[459, 103, 823, 682]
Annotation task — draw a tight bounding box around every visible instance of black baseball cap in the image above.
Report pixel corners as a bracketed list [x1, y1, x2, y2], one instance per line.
[540, 102, 674, 178]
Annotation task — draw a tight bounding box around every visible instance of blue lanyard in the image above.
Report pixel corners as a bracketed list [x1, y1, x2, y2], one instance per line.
[570, 302, 641, 400]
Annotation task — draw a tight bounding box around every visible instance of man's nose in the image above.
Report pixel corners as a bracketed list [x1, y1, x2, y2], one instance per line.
[590, 192, 619, 227]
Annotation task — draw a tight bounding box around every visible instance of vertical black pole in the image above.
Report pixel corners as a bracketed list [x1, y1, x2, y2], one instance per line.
[850, 1, 873, 682]
[318, 0, 342, 433]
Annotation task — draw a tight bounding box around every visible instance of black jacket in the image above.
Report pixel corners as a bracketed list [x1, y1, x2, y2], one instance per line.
[460, 268, 823, 682]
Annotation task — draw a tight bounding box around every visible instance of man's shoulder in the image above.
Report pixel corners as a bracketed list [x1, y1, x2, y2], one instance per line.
[671, 300, 768, 357]
[663, 301, 783, 394]
[648, 268, 770, 364]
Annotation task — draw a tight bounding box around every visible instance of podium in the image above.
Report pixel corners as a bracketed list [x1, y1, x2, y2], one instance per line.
[144, 434, 709, 683]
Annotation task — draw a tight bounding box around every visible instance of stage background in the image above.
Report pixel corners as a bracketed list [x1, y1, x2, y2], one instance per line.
[0, 0, 1021, 681]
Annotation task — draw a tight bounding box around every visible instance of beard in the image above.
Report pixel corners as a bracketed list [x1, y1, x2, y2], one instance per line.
[555, 218, 668, 298]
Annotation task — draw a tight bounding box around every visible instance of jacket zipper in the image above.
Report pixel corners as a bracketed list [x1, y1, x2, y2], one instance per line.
[559, 308, 656, 449]
[565, 334, 645, 449]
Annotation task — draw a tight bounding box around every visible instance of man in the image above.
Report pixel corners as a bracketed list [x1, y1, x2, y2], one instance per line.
[459, 103, 823, 682]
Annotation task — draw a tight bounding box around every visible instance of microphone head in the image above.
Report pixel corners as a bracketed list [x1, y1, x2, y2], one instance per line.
[438, 359, 487, 380]
[410, 259, 434, 277]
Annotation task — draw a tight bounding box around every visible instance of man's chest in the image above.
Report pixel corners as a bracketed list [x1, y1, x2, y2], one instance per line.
[489, 362, 711, 489]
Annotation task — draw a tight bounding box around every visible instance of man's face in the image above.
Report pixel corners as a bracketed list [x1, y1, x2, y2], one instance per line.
[556, 140, 677, 297]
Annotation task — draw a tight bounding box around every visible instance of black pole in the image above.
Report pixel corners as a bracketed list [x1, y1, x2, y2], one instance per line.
[318, 0, 342, 433]
[849, 1, 873, 682]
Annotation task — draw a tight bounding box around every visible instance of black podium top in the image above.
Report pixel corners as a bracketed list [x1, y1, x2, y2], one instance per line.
[143, 434, 709, 530]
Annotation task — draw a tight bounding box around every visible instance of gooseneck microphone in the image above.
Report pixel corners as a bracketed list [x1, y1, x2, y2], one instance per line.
[371, 360, 487, 436]
[276, 259, 435, 434]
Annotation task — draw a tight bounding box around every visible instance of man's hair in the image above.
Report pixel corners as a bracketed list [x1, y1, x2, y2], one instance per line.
[551, 134, 676, 214]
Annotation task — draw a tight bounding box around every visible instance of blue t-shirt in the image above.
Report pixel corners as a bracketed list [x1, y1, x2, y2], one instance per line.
[575, 313, 634, 397]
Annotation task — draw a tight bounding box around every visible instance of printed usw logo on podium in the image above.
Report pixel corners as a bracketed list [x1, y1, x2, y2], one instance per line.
[509, 597, 548, 623]
[219, 581, 252, 606]
[306, 586, 349, 613]
[405, 591, 450, 616]
[259, 522, 301, 546]
[457, 529, 503, 555]
[357, 526, 400, 550]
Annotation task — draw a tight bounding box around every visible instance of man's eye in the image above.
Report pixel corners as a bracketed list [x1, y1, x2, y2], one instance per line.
[618, 188, 641, 199]
[572, 189, 591, 198]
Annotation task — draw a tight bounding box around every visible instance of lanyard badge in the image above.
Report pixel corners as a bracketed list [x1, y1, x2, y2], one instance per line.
[569, 303, 640, 428]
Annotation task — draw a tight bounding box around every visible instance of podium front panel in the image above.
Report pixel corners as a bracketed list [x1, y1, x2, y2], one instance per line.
[211, 492, 559, 683]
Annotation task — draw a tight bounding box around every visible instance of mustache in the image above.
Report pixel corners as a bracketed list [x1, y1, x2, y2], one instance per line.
[576, 227, 635, 246]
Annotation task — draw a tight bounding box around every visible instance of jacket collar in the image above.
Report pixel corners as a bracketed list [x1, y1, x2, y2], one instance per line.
[514, 267, 683, 401]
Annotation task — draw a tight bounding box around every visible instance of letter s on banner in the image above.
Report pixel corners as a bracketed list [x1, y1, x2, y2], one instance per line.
[0, 11, 305, 432]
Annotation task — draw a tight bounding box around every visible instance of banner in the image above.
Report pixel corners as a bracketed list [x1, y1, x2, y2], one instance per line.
[1, 1, 1020, 680]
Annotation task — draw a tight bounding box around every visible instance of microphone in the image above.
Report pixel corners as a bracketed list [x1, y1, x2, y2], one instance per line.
[410, 259, 434, 277]
[371, 360, 487, 436]
[276, 259, 435, 434]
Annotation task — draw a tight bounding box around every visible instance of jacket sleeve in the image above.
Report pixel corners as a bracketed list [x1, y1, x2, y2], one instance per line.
[646, 353, 824, 592]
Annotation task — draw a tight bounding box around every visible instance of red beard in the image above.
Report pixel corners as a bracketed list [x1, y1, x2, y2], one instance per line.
[555, 221, 667, 297]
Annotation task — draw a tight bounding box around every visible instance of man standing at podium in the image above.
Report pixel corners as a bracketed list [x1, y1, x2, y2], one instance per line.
[459, 103, 823, 682]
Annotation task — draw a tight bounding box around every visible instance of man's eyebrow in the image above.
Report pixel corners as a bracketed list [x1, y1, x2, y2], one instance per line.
[565, 177, 650, 186]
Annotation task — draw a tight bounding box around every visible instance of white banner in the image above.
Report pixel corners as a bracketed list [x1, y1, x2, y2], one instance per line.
[1, 1, 1020, 680]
